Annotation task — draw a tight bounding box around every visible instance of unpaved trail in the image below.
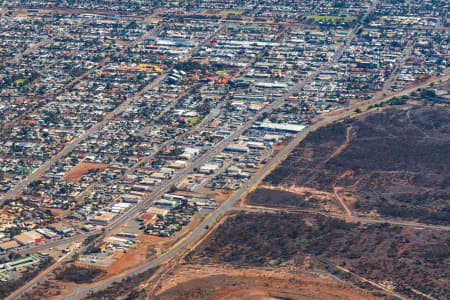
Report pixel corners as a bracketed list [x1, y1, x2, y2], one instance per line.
[324, 125, 352, 164]
[333, 171, 354, 216]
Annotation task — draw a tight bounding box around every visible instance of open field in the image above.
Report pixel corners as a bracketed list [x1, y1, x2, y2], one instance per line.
[62, 162, 108, 182]
[307, 15, 356, 22]
[187, 212, 450, 299]
[54, 265, 106, 284]
[99, 236, 166, 277]
[222, 10, 243, 16]
[247, 186, 342, 213]
[260, 105, 450, 224]
[83, 267, 159, 299]
[21, 281, 73, 300]
[152, 264, 381, 300]
[0, 0, 448, 298]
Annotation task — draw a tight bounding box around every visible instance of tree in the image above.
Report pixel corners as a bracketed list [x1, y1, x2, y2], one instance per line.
[73, 252, 79, 262]
[8, 252, 20, 261]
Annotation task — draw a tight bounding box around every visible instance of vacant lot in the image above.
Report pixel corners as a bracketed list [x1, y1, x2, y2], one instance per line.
[55, 265, 105, 284]
[84, 267, 159, 300]
[247, 188, 315, 208]
[23, 281, 73, 300]
[246, 186, 343, 212]
[62, 162, 107, 181]
[154, 264, 380, 300]
[260, 105, 449, 224]
[222, 10, 243, 16]
[188, 212, 449, 299]
[307, 15, 356, 22]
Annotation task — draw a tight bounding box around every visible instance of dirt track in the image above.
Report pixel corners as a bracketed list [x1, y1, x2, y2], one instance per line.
[152, 263, 383, 300]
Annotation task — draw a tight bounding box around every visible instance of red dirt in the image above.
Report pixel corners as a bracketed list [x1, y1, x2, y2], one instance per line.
[152, 264, 382, 300]
[49, 208, 67, 217]
[324, 125, 352, 164]
[22, 281, 73, 300]
[333, 171, 354, 216]
[100, 234, 168, 277]
[62, 162, 107, 181]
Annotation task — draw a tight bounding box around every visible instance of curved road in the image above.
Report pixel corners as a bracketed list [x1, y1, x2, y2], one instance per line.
[7, 3, 449, 296]
[10, 17, 450, 299]
[58, 73, 450, 300]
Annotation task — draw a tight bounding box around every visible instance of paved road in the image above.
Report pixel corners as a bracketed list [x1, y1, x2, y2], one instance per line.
[0, 20, 220, 205]
[55, 71, 450, 300]
[7, 11, 369, 297]
[2, 0, 370, 252]
[7, 2, 450, 296]
[382, 39, 414, 93]
[13, 69, 449, 262]
[6, 243, 81, 300]
[1, 11, 163, 130]
[10, 72, 449, 299]
[7, 38, 51, 64]
[10, 8, 449, 299]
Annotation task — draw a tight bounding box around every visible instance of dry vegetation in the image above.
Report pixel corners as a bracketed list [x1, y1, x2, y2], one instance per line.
[83, 267, 159, 300]
[0, 256, 54, 299]
[153, 264, 381, 300]
[246, 186, 343, 212]
[77, 104, 449, 300]
[22, 281, 73, 300]
[55, 265, 106, 284]
[183, 104, 450, 300]
[187, 212, 450, 299]
[260, 105, 449, 224]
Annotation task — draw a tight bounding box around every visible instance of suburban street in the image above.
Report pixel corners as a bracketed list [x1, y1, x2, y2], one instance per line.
[11, 71, 447, 300]
[0, 1, 448, 299]
[0, 21, 224, 205]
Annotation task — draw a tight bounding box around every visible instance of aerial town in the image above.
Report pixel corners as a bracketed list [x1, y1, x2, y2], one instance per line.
[0, 0, 448, 299]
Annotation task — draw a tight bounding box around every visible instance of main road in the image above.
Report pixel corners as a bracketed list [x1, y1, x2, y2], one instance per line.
[0, 21, 224, 206]
[51, 71, 450, 300]
[2, 0, 374, 254]
[9, 5, 450, 299]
